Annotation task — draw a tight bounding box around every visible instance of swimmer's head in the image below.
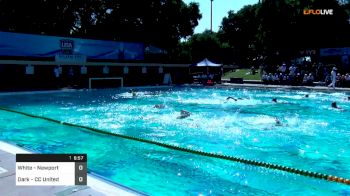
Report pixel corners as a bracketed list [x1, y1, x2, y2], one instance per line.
[275, 117, 281, 125]
[180, 110, 190, 115]
[154, 104, 165, 109]
[331, 102, 337, 108]
[177, 110, 190, 119]
[272, 98, 277, 103]
[128, 89, 133, 93]
[305, 94, 309, 98]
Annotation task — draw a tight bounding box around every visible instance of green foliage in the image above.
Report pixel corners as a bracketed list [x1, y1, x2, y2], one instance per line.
[0, 0, 76, 36]
[189, 30, 221, 62]
[177, 30, 233, 64]
[218, 0, 350, 66]
[0, 0, 349, 65]
[0, 0, 202, 52]
[219, 4, 260, 66]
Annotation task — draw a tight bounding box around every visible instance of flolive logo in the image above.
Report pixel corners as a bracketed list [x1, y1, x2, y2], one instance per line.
[303, 9, 333, 15]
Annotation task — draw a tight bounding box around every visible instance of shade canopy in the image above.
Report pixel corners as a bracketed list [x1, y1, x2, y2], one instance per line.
[193, 58, 222, 67]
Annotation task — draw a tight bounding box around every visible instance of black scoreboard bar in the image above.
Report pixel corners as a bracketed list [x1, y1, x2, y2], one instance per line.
[16, 154, 87, 186]
[16, 154, 87, 162]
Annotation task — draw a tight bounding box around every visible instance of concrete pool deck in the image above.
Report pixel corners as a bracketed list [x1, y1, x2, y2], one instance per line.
[0, 85, 174, 96]
[0, 141, 145, 196]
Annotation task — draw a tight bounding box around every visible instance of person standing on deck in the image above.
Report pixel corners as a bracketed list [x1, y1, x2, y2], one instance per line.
[54, 66, 60, 88]
[328, 67, 337, 88]
[68, 66, 74, 87]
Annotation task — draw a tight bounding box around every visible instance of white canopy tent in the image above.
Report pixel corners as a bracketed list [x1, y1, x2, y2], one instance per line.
[190, 58, 222, 75]
[194, 58, 222, 67]
[190, 59, 222, 85]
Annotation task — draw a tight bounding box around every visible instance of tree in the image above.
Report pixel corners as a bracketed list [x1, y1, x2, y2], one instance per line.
[219, 0, 350, 65]
[186, 30, 221, 63]
[0, 0, 201, 53]
[0, 0, 77, 36]
[219, 5, 260, 66]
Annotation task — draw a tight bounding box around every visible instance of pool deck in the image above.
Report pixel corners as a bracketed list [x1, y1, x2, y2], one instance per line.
[0, 86, 173, 96]
[0, 141, 145, 196]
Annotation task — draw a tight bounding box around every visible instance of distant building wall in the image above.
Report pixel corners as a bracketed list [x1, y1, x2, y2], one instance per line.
[0, 60, 191, 90]
[0, 32, 194, 90]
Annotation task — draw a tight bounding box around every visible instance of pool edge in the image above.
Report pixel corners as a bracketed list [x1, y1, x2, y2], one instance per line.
[0, 85, 175, 96]
[0, 140, 147, 196]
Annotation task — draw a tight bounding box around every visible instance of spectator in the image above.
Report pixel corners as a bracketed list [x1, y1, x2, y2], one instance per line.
[68, 66, 75, 87]
[272, 73, 278, 83]
[295, 73, 302, 85]
[323, 66, 328, 81]
[307, 73, 314, 85]
[289, 64, 297, 76]
[53, 66, 61, 88]
[302, 74, 308, 84]
[345, 73, 350, 81]
[268, 73, 273, 83]
[54, 67, 60, 78]
[278, 63, 287, 74]
[325, 73, 331, 85]
[328, 67, 337, 88]
[345, 73, 350, 87]
[279, 73, 284, 82]
[282, 74, 288, 84]
[336, 73, 342, 86]
[251, 66, 256, 75]
[260, 61, 349, 88]
[340, 74, 346, 87]
[262, 73, 268, 84]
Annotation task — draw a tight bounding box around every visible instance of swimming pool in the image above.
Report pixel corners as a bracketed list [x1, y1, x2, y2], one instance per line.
[0, 87, 349, 195]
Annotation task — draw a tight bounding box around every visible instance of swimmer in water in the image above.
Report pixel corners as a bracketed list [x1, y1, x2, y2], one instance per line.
[177, 110, 191, 119]
[272, 98, 277, 103]
[331, 102, 343, 110]
[275, 117, 282, 126]
[226, 97, 237, 101]
[154, 104, 165, 109]
[129, 89, 137, 97]
[305, 94, 309, 98]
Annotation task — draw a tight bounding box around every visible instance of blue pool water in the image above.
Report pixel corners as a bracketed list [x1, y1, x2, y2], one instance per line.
[0, 87, 349, 195]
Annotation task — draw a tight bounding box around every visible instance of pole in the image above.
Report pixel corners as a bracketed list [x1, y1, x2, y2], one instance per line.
[210, 0, 213, 32]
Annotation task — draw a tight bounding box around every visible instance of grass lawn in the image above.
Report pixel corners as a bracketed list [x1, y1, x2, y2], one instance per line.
[222, 69, 261, 80]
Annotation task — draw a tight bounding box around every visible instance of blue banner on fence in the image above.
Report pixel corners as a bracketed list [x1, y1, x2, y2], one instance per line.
[0, 31, 144, 61]
[320, 47, 350, 56]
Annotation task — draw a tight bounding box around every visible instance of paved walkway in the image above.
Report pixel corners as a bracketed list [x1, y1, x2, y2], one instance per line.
[0, 141, 144, 196]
